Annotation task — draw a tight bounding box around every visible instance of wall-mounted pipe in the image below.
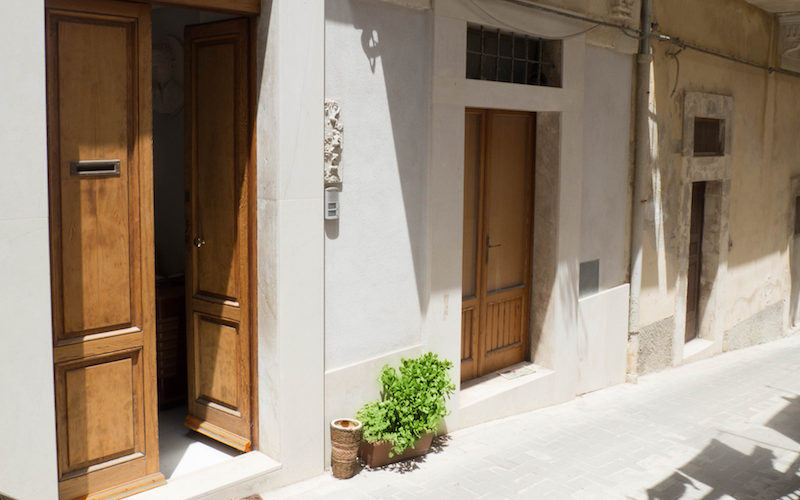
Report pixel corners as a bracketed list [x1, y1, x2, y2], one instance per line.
[627, 0, 653, 378]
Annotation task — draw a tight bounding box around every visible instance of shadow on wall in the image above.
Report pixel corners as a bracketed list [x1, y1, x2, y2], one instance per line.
[640, 42, 676, 297]
[640, 38, 794, 325]
[326, 0, 432, 314]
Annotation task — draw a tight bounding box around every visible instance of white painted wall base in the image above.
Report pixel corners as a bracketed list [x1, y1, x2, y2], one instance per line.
[576, 284, 630, 395]
[323, 345, 423, 467]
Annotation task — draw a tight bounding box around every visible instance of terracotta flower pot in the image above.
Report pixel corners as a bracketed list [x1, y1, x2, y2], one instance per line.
[330, 418, 363, 479]
[359, 432, 434, 468]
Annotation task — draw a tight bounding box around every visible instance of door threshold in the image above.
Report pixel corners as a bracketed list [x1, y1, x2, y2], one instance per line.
[460, 362, 554, 408]
[682, 338, 717, 365]
[130, 452, 280, 500]
[456, 363, 557, 430]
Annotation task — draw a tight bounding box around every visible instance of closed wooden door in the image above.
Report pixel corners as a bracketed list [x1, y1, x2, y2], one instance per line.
[461, 109, 535, 382]
[46, 0, 163, 498]
[686, 181, 706, 343]
[184, 18, 254, 452]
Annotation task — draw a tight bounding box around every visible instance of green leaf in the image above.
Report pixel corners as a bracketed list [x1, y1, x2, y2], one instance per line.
[356, 352, 455, 455]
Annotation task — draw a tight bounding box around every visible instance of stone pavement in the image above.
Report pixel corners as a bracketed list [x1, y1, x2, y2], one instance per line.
[265, 336, 800, 500]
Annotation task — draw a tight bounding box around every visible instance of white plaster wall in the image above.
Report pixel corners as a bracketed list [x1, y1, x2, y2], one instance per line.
[576, 284, 630, 394]
[429, 0, 587, 425]
[0, 1, 59, 498]
[581, 45, 633, 290]
[254, 0, 326, 487]
[324, 0, 432, 370]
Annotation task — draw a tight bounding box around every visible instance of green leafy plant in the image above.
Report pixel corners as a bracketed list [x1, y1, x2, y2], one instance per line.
[357, 352, 455, 456]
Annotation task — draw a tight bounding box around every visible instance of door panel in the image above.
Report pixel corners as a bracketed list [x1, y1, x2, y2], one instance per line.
[195, 41, 239, 302]
[46, 0, 162, 498]
[53, 8, 139, 340]
[461, 110, 535, 381]
[485, 114, 532, 293]
[185, 18, 253, 452]
[64, 357, 137, 469]
[196, 315, 241, 412]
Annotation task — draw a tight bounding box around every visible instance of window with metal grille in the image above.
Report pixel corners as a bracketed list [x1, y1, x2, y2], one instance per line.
[693, 117, 725, 156]
[466, 25, 562, 87]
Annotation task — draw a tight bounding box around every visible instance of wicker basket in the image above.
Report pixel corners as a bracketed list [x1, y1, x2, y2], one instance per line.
[330, 418, 363, 479]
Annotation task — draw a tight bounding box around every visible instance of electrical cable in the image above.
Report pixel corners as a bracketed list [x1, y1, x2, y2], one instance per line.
[654, 32, 800, 78]
[486, 0, 800, 79]
[495, 0, 641, 34]
[467, 0, 599, 39]
[667, 47, 682, 97]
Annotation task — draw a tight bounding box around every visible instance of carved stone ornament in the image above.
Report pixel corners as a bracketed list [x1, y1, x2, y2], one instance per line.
[780, 14, 800, 73]
[610, 0, 634, 21]
[325, 99, 343, 186]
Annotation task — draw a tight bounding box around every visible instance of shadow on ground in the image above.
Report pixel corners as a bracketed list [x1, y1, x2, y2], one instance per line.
[360, 434, 452, 475]
[647, 395, 800, 499]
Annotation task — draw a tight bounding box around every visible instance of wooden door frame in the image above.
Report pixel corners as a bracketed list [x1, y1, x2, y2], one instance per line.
[245, 14, 259, 454]
[45, 0, 261, 488]
[463, 107, 535, 380]
[148, 0, 258, 15]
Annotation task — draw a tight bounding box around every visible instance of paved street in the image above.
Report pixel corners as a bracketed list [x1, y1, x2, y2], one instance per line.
[266, 335, 800, 500]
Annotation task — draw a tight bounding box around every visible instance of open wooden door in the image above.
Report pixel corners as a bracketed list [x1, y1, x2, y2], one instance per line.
[461, 109, 535, 381]
[46, 0, 163, 498]
[184, 18, 254, 452]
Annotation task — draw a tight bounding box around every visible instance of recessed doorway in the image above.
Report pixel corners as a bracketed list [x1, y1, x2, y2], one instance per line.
[151, 4, 252, 480]
[461, 109, 535, 382]
[45, 0, 257, 497]
[685, 181, 706, 343]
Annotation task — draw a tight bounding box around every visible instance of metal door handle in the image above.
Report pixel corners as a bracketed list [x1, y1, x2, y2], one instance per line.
[193, 237, 206, 248]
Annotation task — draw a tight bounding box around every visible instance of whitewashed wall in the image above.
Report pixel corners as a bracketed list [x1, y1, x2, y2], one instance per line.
[320, 0, 633, 439]
[324, 0, 432, 371]
[0, 1, 59, 498]
[581, 44, 633, 291]
[254, 0, 326, 487]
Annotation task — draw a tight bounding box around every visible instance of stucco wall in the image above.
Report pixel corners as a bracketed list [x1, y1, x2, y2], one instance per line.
[324, 0, 432, 371]
[0, 0, 59, 498]
[637, 0, 800, 372]
[581, 44, 633, 291]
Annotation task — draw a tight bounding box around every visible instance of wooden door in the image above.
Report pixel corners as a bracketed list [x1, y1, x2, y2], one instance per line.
[46, 0, 163, 498]
[184, 18, 254, 452]
[791, 196, 800, 327]
[461, 109, 535, 382]
[686, 181, 706, 343]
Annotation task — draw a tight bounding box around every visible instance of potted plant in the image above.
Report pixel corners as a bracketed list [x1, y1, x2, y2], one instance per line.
[356, 352, 455, 468]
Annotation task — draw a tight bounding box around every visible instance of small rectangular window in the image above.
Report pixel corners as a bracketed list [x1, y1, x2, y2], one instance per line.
[693, 117, 724, 156]
[466, 25, 562, 88]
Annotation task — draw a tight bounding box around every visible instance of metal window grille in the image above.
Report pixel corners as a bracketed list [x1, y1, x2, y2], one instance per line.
[693, 117, 725, 157]
[466, 25, 562, 88]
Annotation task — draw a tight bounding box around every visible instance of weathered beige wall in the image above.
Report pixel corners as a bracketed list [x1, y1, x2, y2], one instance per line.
[638, 0, 800, 372]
